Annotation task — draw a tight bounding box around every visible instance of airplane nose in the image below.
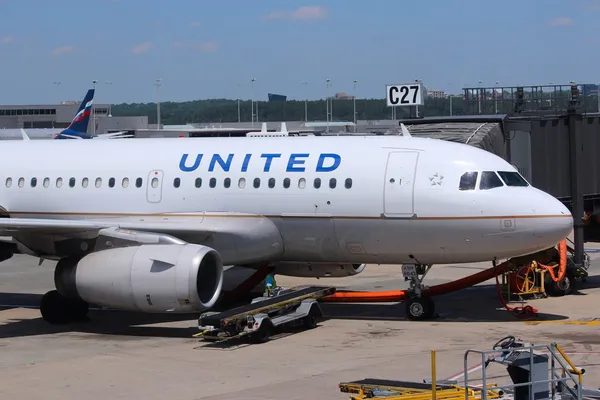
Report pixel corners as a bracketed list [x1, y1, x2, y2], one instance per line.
[532, 191, 573, 246]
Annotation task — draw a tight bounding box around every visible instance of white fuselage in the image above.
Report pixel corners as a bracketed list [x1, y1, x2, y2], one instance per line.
[0, 135, 572, 265]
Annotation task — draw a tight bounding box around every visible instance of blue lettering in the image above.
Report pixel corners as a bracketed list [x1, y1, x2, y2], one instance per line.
[241, 154, 252, 172]
[316, 153, 341, 172]
[286, 153, 309, 172]
[179, 154, 203, 172]
[261, 153, 281, 172]
[208, 154, 234, 172]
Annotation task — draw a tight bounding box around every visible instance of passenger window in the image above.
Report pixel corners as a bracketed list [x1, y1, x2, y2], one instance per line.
[314, 178, 321, 189]
[69, 177, 76, 188]
[479, 171, 504, 190]
[82, 178, 89, 188]
[151, 177, 159, 188]
[253, 178, 260, 188]
[345, 178, 352, 189]
[195, 178, 202, 188]
[95, 178, 102, 188]
[210, 178, 216, 188]
[108, 177, 115, 188]
[5, 178, 11, 188]
[122, 178, 129, 188]
[238, 178, 246, 188]
[459, 172, 478, 191]
[173, 178, 180, 188]
[497, 171, 529, 187]
[136, 178, 142, 188]
[329, 178, 336, 189]
[18, 177, 24, 188]
[31, 177, 37, 188]
[56, 178, 63, 188]
[298, 178, 306, 189]
[43, 178, 50, 188]
[283, 178, 290, 188]
[224, 178, 231, 188]
[268, 178, 275, 188]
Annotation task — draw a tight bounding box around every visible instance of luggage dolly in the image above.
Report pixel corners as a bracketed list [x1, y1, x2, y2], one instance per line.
[195, 285, 336, 344]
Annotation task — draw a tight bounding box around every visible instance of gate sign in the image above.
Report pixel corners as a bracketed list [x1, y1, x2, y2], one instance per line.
[386, 83, 424, 107]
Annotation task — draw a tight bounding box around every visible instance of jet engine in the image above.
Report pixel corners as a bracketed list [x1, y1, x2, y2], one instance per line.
[54, 244, 223, 313]
[271, 262, 366, 278]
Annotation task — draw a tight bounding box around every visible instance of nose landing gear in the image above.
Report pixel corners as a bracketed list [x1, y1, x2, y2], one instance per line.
[402, 264, 436, 321]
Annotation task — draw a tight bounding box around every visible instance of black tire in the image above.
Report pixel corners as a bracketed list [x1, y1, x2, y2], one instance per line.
[303, 307, 319, 329]
[251, 322, 272, 343]
[40, 290, 90, 324]
[545, 269, 576, 297]
[40, 290, 71, 324]
[405, 297, 435, 321]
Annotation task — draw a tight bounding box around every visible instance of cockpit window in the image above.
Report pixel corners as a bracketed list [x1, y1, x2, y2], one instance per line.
[459, 171, 478, 191]
[479, 171, 504, 190]
[497, 171, 529, 187]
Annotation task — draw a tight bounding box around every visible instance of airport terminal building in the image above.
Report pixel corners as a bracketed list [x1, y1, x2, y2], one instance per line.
[0, 102, 148, 133]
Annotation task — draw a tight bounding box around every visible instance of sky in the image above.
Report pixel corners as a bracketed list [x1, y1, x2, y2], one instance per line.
[0, 0, 599, 104]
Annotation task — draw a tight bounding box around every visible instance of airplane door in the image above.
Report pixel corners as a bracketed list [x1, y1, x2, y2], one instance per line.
[383, 151, 419, 217]
[147, 170, 164, 203]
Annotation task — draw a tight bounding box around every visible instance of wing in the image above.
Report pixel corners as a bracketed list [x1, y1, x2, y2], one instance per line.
[0, 212, 284, 265]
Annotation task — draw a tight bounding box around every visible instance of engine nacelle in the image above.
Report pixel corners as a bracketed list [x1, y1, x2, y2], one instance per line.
[271, 262, 366, 278]
[55, 244, 223, 313]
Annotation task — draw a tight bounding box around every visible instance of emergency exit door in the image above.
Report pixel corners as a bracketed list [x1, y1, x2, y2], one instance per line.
[146, 170, 164, 203]
[383, 151, 419, 217]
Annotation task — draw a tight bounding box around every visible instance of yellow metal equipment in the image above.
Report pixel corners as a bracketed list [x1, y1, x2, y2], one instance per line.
[501, 262, 547, 301]
[339, 350, 502, 400]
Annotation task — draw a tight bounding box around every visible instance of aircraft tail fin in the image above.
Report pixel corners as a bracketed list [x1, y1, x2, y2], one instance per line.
[280, 122, 287, 133]
[261, 122, 267, 133]
[20, 129, 30, 141]
[54, 89, 95, 139]
[400, 123, 412, 137]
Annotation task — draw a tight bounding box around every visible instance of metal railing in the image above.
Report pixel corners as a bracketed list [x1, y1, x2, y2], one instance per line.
[463, 343, 584, 400]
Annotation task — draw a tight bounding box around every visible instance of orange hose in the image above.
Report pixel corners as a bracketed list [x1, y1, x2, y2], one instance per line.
[321, 260, 514, 302]
[537, 239, 567, 283]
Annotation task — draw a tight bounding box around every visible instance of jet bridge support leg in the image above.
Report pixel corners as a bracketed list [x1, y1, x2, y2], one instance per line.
[402, 264, 436, 321]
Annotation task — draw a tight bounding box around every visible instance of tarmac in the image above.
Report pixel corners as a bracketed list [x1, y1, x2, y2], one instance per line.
[1, 244, 600, 400]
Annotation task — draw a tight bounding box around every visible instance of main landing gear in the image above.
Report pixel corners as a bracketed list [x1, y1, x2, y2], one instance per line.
[402, 264, 436, 321]
[40, 290, 90, 325]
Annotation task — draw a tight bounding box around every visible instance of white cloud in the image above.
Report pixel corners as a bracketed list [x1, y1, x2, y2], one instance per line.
[190, 21, 201, 28]
[263, 6, 328, 21]
[173, 41, 217, 52]
[131, 41, 152, 55]
[548, 17, 574, 26]
[0, 35, 13, 45]
[51, 45, 74, 55]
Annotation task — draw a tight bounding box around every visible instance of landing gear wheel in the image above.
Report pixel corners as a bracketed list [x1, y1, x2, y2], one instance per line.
[405, 297, 435, 321]
[545, 269, 576, 297]
[40, 290, 89, 324]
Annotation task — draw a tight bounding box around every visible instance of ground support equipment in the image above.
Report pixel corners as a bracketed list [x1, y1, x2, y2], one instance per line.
[340, 336, 598, 400]
[195, 285, 335, 344]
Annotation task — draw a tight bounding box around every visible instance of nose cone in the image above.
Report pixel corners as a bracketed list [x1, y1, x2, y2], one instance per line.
[532, 191, 573, 247]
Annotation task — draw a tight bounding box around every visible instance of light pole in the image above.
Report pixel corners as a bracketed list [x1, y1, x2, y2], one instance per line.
[597, 82, 600, 113]
[155, 78, 162, 130]
[353, 79, 358, 132]
[449, 94, 453, 116]
[105, 81, 113, 117]
[325, 78, 332, 132]
[494, 81, 499, 114]
[92, 80, 97, 135]
[477, 80, 483, 113]
[414, 79, 422, 118]
[235, 83, 242, 123]
[250, 78, 257, 126]
[302, 81, 308, 122]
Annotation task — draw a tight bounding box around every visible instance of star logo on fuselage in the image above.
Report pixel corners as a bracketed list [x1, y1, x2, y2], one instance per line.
[429, 172, 444, 186]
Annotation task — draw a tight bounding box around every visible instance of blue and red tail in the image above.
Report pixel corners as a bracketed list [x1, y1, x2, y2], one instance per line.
[54, 89, 95, 139]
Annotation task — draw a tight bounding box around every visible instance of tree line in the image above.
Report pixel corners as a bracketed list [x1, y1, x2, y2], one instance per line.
[110, 94, 600, 125]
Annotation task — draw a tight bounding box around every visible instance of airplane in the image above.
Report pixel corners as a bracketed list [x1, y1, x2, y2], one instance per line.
[247, 122, 290, 137]
[0, 129, 572, 323]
